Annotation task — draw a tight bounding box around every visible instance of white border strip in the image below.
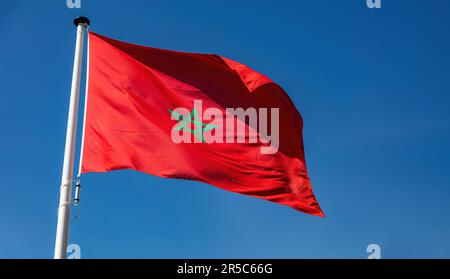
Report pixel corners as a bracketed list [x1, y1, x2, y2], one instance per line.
[77, 31, 90, 177]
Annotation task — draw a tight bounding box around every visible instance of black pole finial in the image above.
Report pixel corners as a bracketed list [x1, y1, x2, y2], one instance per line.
[74, 16, 90, 27]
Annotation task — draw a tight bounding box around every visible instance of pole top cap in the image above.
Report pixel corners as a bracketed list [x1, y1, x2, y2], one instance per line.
[74, 16, 90, 27]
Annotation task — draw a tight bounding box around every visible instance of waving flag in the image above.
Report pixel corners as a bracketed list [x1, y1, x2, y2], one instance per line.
[80, 32, 324, 217]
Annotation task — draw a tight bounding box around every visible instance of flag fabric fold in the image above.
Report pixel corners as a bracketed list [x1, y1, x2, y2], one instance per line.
[81, 32, 324, 217]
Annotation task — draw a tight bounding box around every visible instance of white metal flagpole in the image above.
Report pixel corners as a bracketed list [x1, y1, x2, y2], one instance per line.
[54, 16, 90, 259]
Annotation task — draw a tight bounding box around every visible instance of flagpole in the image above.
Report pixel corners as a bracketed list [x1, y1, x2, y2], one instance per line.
[54, 16, 90, 259]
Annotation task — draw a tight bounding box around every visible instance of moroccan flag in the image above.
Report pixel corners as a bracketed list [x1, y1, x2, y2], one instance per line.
[81, 32, 324, 217]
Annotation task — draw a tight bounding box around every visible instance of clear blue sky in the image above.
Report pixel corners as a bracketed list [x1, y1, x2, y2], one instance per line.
[1, 0, 450, 259]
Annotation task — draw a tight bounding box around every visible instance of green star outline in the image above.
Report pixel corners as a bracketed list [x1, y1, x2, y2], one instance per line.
[168, 108, 217, 143]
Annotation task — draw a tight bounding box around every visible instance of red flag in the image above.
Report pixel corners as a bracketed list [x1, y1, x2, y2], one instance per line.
[81, 32, 324, 217]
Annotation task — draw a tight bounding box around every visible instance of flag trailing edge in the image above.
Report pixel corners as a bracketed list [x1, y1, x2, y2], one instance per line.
[79, 32, 324, 217]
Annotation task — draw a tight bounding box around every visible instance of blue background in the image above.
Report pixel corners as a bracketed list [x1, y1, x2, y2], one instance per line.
[1, 0, 449, 258]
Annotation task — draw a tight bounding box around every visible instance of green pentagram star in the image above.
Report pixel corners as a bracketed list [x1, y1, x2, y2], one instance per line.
[169, 108, 217, 143]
